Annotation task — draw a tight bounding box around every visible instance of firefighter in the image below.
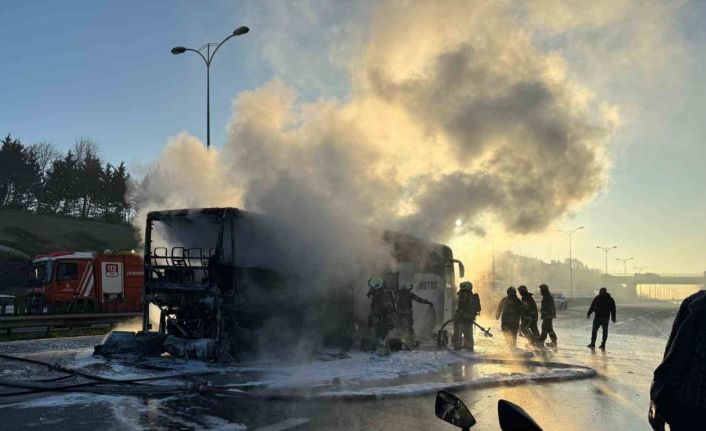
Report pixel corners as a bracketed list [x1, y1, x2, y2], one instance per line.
[517, 285, 541, 347]
[366, 277, 397, 354]
[394, 282, 434, 348]
[454, 281, 481, 351]
[496, 286, 522, 350]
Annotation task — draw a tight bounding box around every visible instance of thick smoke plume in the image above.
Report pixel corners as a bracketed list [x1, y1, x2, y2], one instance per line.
[131, 1, 623, 328]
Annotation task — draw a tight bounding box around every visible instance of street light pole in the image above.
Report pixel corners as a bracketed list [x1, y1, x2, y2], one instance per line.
[171, 25, 250, 149]
[596, 246, 617, 286]
[557, 226, 583, 298]
[616, 257, 634, 277]
[634, 265, 647, 297]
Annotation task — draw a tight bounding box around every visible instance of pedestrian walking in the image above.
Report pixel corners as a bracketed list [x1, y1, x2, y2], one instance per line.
[587, 287, 616, 350]
[539, 284, 558, 348]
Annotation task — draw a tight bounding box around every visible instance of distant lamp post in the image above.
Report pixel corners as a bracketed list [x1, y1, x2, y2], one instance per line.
[634, 265, 648, 297]
[634, 265, 648, 275]
[596, 246, 617, 286]
[616, 257, 634, 277]
[557, 226, 583, 298]
[171, 25, 250, 149]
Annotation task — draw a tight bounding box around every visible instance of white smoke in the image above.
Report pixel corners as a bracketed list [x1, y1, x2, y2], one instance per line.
[130, 0, 683, 311]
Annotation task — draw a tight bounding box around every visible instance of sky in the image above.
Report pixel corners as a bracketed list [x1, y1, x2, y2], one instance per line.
[2, 0, 706, 275]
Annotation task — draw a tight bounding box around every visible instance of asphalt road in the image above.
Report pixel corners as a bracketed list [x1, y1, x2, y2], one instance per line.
[0, 300, 680, 430]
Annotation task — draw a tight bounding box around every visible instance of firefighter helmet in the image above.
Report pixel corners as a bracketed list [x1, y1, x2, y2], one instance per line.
[368, 277, 384, 289]
[460, 281, 473, 290]
[507, 286, 517, 295]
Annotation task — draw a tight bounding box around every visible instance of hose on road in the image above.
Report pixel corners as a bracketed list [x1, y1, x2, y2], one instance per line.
[0, 320, 597, 401]
[436, 318, 598, 372]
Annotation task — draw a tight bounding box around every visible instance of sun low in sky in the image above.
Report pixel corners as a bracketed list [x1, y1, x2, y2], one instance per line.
[2, 0, 705, 274]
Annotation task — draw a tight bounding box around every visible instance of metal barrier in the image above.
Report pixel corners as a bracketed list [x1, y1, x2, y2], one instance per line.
[0, 312, 141, 336]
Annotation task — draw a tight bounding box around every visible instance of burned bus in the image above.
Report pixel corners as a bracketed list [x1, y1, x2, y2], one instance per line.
[131, 207, 464, 360]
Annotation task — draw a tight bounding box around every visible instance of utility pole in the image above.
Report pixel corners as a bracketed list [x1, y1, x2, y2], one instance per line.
[596, 246, 617, 286]
[557, 226, 583, 298]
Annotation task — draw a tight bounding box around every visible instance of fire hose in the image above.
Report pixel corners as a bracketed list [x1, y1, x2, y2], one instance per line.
[0, 353, 222, 398]
[436, 318, 598, 372]
[0, 320, 596, 401]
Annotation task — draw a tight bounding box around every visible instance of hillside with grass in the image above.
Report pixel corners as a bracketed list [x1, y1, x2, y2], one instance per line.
[0, 210, 139, 257]
[0, 210, 139, 291]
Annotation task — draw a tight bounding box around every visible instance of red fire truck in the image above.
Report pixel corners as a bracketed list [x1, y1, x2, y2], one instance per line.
[26, 251, 143, 314]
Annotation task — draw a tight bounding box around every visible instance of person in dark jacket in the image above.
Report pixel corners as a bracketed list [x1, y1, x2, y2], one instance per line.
[496, 286, 522, 350]
[518, 285, 541, 346]
[395, 282, 433, 348]
[586, 287, 616, 349]
[538, 284, 558, 348]
[367, 277, 397, 354]
[454, 281, 481, 351]
[649, 290, 706, 430]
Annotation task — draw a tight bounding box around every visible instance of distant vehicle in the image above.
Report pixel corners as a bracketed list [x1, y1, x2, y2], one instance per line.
[0, 295, 15, 316]
[25, 251, 143, 314]
[554, 292, 568, 310]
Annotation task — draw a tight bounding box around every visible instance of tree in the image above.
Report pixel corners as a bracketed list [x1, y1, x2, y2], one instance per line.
[0, 134, 42, 210]
[101, 162, 131, 223]
[41, 151, 80, 215]
[30, 142, 60, 175]
[3, 134, 133, 224]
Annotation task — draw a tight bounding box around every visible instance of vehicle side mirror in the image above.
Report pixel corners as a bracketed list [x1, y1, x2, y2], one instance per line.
[498, 399, 543, 431]
[435, 390, 476, 430]
[452, 259, 465, 278]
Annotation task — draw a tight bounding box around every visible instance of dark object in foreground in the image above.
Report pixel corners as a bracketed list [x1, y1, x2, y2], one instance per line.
[434, 391, 544, 430]
[435, 390, 477, 430]
[497, 399, 543, 431]
[650, 290, 706, 430]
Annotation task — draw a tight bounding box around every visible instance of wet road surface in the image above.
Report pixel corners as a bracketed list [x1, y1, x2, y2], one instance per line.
[0, 301, 680, 430]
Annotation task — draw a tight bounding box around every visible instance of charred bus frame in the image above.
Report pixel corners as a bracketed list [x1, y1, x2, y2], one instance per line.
[140, 207, 465, 360]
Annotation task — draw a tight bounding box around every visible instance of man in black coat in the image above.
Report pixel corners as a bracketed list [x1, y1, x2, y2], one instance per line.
[496, 286, 522, 350]
[649, 290, 706, 430]
[539, 284, 558, 348]
[587, 287, 616, 349]
[518, 285, 541, 346]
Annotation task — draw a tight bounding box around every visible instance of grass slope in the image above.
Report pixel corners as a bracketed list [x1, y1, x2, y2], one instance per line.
[0, 210, 139, 258]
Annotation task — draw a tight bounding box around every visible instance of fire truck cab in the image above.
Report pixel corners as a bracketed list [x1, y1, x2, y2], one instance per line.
[26, 251, 143, 314]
